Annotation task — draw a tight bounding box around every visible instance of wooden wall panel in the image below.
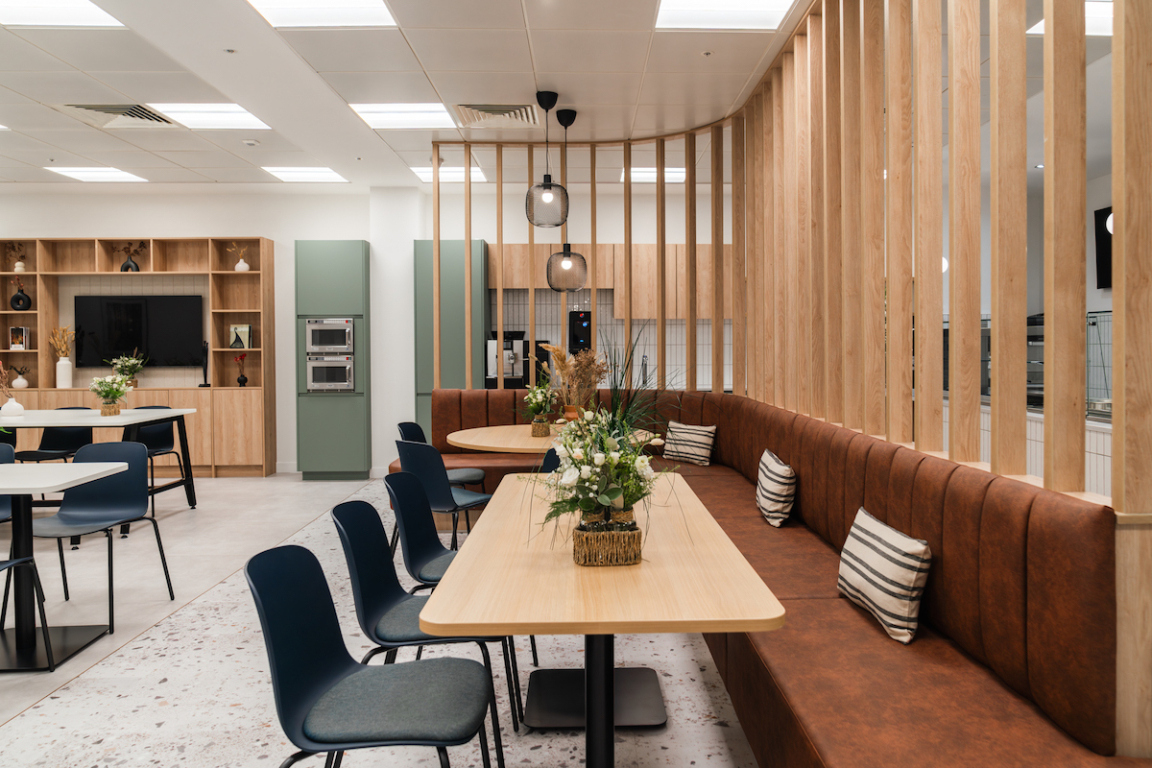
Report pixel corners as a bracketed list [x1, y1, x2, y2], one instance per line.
[748, 95, 763, 401]
[860, 0, 886, 436]
[432, 144, 441, 389]
[762, 87, 777, 405]
[948, 0, 983, 462]
[496, 145, 504, 389]
[527, 148, 536, 385]
[808, 15, 826, 420]
[624, 141, 633, 370]
[1042, 0, 1086, 490]
[463, 143, 473, 387]
[686, 131, 698, 391]
[989, 0, 1029, 473]
[773, 71, 786, 406]
[712, 124, 725, 394]
[886, 0, 914, 443]
[656, 140, 666, 387]
[823, 0, 844, 424]
[590, 145, 598, 355]
[840, 0, 863, 430]
[732, 115, 747, 397]
[794, 36, 811, 415]
[913, 0, 944, 451]
[782, 53, 798, 412]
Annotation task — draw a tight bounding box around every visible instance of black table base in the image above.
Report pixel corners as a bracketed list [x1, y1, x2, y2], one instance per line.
[0, 624, 108, 673]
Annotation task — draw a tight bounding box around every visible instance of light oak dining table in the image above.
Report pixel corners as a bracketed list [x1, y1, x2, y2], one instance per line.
[420, 472, 786, 768]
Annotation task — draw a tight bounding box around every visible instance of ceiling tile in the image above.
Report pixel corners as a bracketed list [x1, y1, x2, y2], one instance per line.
[0, 29, 71, 72]
[0, 167, 73, 182]
[196, 130, 300, 152]
[122, 167, 211, 182]
[15, 150, 102, 166]
[523, 0, 660, 30]
[0, 155, 32, 167]
[91, 71, 229, 103]
[404, 30, 533, 72]
[638, 72, 750, 107]
[536, 72, 643, 105]
[632, 104, 731, 136]
[321, 71, 439, 102]
[0, 71, 129, 104]
[0, 132, 59, 153]
[154, 149, 253, 168]
[34, 128, 137, 153]
[426, 71, 537, 105]
[104, 130, 220, 152]
[378, 129, 462, 150]
[82, 150, 178, 168]
[0, 86, 32, 105]
[230, 149, 318, 166]
[530, 31, 651, 73]
[0, 103, 89, 130]
[279, 29, 422, 72]
[646, 31, 773, 73]
[387, 0, 525, 29]
[194, 167, 277, 182]
[11, 29, 185, 73]
[521, 104, 633, 142]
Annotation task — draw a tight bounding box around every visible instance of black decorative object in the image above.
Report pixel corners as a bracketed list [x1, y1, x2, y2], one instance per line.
[199, 341, 210, 387]
[547, 244, 587, 292]
[526, 91, 569, 228]
[119, 241, 146, 272]
[237, 374, 248, 387]
[9, 279, 30, 311]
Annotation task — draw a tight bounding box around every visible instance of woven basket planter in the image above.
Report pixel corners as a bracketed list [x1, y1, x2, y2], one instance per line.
[573, 509, 641, 567]
[531, 417, 550, 437]
[100, 402, 121, 417]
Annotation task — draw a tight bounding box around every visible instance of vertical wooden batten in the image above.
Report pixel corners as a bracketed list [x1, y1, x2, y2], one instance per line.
[860, 0, 886, 436]
[686, 131, 698, 391]
[913, 0, 944, 451]
[989, 0, 1028, 474]
[496, 145, 504, 390]
[527, 147, 536, 386]
[432, 143, 442, 389]
[840, 0, 863, 430]
[1042, 0, 1087, 490]
[782, 53, 798, 412]
[711, 125, 725, 394]
[624, 141, 634, 380]
[886, 0, 914, 442]
[590, 146, 598, 356]
[747, 97, 762, 402]
[732, 121, 747, 397]
[656, 140, 666, 388]
[772, 70, 786, 405]
[762, 88, 777, 405]
[794, 36, 811, 416]
[823, 0, 844, 425]
[808, 15, 826, 420]
[463, 143, 473, 389]
[1113, 1, 1152, 755]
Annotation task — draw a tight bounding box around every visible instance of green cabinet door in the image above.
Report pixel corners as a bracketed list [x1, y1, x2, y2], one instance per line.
[296, 240, 370, 316]
[297, 393, 371, 479]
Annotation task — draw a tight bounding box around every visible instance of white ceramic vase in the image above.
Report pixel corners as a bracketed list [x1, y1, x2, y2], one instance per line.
[12, 375, 28, 389]
[13, 261, 25, 273]
[1, 397, 24, 416]
[235, 258, 250, 272]
[56, 358, 72, 389]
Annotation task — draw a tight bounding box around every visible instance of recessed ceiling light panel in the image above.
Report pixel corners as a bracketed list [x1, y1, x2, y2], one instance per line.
[147, 104, 271, 130]
[246, 0, 395, 28]
[263, 167, 348, 182]
[411, 167, 486, 183]
[622, 168, 688, 183]
[655, 0, 792, 30]
[0, 0, 123, 27]
[1027, 0, 1113, 36]
[352, 103, 457, 130]
[47, 167, 146, 182]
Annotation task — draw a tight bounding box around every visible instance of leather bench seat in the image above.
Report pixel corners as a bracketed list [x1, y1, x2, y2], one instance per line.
[387, 452, 545, 495]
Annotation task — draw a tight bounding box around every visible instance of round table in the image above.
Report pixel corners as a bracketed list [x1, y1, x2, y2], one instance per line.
[447, 424, 557, 454]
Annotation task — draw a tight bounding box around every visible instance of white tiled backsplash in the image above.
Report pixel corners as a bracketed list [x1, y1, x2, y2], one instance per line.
[58, 275, 210, 389]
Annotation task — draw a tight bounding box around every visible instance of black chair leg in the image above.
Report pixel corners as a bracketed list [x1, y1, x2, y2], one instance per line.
[415, 645, 424, 660]
[530, 635, 539, 667]
[408, 583, 434, 595]
[450, 512, 459, 551]
[499, 638, 519, 732]
[144, 517, 174, 600]
[476, 642, 506, 768]
[149, 455, 157, 518]
[507, 638, 525, 724]
[105, 530, 114, 634]
[437, 746, 451, 768]
[388, 523, 400, 556]
[56, 538, 69, 601]
[477, 712, 492, 768]
[384, 648, 398, 664]
[331, 753, 344, 768]
[360, 646, 386, 664]
[277, 750, 314, 768]
[70, 535, 80, 550]
[27, 562, 55, 672]
[0, 562, 11, 629]
[464, 509, 471, 533]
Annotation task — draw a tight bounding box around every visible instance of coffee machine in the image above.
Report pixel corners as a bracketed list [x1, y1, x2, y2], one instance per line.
[485, 332, 551, 388]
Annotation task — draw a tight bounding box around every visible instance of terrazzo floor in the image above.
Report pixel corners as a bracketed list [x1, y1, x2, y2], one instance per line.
[0, 478, 757, 768]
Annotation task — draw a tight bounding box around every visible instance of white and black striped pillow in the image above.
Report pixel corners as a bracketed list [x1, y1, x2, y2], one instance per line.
[756, 449, 796, 527]
[662, 421, 716, 466]
[837, 508, 932, 644]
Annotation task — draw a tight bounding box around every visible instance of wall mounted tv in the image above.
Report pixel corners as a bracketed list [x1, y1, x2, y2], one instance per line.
[75, 295, 205, 368]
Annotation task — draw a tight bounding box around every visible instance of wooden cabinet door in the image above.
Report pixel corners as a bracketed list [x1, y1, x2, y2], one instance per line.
[170, 389, 213, 469]
[213, 389, 262, 467]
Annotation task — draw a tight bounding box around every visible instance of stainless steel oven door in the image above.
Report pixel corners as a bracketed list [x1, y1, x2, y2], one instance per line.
[305, 318, 354, 353]
[306, 356, 354, 391]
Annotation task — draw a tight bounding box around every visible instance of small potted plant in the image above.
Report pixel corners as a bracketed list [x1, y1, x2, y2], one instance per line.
[235, 352, 248, 387]
[524, 376, 557, 437]
[107, 349, 147, 388]
[10, 365, 29, 389]
[90, 374, 132, 416]
[50, 325, 75, 388]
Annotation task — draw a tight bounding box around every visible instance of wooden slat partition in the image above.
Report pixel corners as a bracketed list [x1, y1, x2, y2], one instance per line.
[860, 0, 885, 436]
[747, 95, 763, 401]
[948, 0, 982, 462]
[686, 131, 698, 391]
[560, 143, 568, 355]
[808, 15, 826, 420]
[913, 0, 944, 451]
[762, 87, 777, 405]
[823, 0, 843, 424]
[989, 0, 1028, 474]
[731, 116, 746, 397]
[1042, 0, 1087, 490]
[656, 140, 666, 388]
[463, 143, 473, 388]
[432, 143, 441, 389]
[496, 145, 504, 390]
[782, 53, 798, 412]
[624, 140, 634, 379]
[527, 147, 536, 386]
[590, 146, 598, 355]
[840, 0, 863, 430]
[1113, 2, 1152, 755]
[794, 36, 811, 415]
[772, 71, 785, 405]
[711, 125, 725, 394]
[886, 0, 913, 442]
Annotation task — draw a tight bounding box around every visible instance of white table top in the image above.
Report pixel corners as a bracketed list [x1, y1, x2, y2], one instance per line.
[0, 408, 195, 428]
[0, 462, 128, 495]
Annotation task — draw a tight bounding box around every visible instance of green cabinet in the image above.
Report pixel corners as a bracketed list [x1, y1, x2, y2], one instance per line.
[297, 394, 371, 479]
[296, 240, 370, 316]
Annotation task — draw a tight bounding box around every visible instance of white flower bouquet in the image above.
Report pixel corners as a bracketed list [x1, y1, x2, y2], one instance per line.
[524, 380, 557, 417]
[89, 374, 133, 403]
[106, 349, 147, 379]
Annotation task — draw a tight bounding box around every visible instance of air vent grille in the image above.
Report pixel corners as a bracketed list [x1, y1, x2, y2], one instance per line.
[51, 103, 176, 129]
[455, 104, 539, 129]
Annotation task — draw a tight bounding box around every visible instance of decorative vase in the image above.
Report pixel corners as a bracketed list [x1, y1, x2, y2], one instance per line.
[573, 506, 642, 567]
[563, 404, 579, 422]
[531, 415, 550, 437]
[120, 253, 140, 272]
[9, 289, 30, 311]
[100, 401, 121, 417]
[12, 374, 28, 389]
[56, 358, 72, 389]
[0, 397, 23, 417]
[235, 258, 250, 272]
[13, 261, 25, 273]
[237, 374, 248, 387]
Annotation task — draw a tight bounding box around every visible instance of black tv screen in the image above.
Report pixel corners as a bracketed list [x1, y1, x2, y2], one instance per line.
[1094, 206, 1113, 289]
[75, 295, 205, 368]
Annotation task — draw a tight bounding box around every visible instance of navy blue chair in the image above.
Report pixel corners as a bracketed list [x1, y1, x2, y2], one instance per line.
[245, 545, 497, 768]
[538, 448, 560, 474]
[0, 557, 54, 671]
[15, 407, 93, 463]
[32, 442, 173, 633]
[396, 441, 490, 551]
[120, 405, 184, 517]
[332, 500, 518, 750]
[397, 422, 485, 488]
[0, 442, 14, 526]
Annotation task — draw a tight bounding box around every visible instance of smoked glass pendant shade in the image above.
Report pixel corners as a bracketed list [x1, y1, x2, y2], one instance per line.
[526, 173, 568, 228]
[546, 244, 586, 291]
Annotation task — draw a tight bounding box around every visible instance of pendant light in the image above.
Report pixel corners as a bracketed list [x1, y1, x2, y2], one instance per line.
[526, 91, 568, 228]
[545, 109, 584, 290]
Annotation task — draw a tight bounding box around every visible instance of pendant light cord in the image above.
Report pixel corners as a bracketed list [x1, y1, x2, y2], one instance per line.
[544, 108, 551, 177]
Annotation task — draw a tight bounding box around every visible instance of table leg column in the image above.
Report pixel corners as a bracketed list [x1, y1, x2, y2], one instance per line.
[10, 495, 35, 651]
[585, 634, 614, 768]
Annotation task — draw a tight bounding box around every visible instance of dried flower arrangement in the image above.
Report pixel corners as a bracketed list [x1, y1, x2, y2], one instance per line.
[540, 344, 608, 411]
[49, 326, 75, 359]
[227, 242, 249, 260]
[10, 277, 24, 294]
[3, 242, 26, 268]
[234, 352, 247, 376]
[116, 241, 148, 260]
[0, 362, 11, 400]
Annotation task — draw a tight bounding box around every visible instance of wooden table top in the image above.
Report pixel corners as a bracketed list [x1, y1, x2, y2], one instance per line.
[420, 472, 786, 636]
[0, 408, 195, 428]
[0, 462, 127, 495]
[446, 424, 557, 454]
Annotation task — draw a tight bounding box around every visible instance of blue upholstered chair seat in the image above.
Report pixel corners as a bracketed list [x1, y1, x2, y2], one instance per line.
[302, 658, 490, 744]
[374, 596, 433, 643]
[447, 467, 486, 486]
[417, 551, 456, 584]
[450, 487, 490, 509]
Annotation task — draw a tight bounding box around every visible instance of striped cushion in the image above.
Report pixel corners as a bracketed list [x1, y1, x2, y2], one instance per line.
[662, 421, 716, 466]
[837, 508, 932, 644]
[756, 449, 796, 527]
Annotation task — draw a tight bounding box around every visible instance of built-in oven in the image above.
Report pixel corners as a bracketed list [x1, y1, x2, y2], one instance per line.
[306, 318, 354, 354]
[306, 355, 355, 391]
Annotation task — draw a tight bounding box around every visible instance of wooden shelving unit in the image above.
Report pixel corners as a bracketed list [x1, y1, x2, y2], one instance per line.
[0, 237, 276, 477]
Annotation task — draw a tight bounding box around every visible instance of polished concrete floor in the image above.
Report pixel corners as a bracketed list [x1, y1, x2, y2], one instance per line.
[0, 476, 756, 767]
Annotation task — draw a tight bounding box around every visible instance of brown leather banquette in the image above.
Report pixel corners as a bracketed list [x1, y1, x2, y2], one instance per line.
[396, 389, 1144, 767]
